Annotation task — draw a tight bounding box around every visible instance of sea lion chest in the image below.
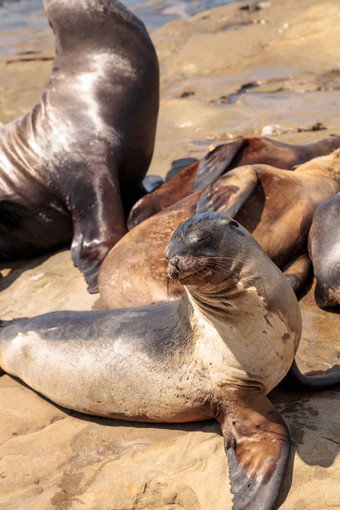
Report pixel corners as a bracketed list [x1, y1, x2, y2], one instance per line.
[188, 285, 299, 394]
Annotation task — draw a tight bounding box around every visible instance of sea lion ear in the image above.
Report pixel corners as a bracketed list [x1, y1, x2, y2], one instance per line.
[196, 166, 258, 218]
[191, 138, 249, 192]
[217, 389, 290, 510]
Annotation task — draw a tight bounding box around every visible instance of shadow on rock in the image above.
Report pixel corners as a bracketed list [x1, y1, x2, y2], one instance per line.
[270, 387, 340, 469]
[0, 252, 58, 292]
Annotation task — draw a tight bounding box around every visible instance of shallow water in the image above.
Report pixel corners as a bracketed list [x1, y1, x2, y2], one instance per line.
[0, 0, 247, 55]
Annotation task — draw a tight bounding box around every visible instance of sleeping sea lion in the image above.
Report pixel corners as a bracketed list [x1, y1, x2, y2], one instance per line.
[0, 0, 159, 292]
[127, 135, 340, 229]
[99, 150, 340, 308]
[1, 212, 339, 510]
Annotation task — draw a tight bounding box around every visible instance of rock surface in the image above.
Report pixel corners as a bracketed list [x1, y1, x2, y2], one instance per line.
[0, 0, 340, 509]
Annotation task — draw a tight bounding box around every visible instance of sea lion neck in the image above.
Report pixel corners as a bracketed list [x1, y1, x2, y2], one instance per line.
[187, 281, 259, 320]
[184, 256, 265, 324]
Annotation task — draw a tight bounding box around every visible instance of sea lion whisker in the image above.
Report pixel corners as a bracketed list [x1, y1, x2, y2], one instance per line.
[176, 266, 213, 282]
[205, 255, 246, 264]
[166, 275, 183, 302]
[204, 260, 242, 278]
[166, 277, 173, 302]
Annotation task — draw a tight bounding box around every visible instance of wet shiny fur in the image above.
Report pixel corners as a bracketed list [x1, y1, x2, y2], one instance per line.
[0, 0, 159, 292]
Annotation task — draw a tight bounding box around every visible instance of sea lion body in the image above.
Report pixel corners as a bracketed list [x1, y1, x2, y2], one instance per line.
[127, 135, 340, 229]
[234, 160, 340, 267]
[0, 290, 297, 422]
[0, 212, 303, 509]
[99, 150, 340, 308]
[0, 252, 299, 417]
[0, 0, 159, 291]
[308, 193, 340, 308]
[1, 212, 339, 510]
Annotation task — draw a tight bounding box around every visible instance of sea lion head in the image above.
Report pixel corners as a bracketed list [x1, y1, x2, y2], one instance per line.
[165, 212, 252, 291]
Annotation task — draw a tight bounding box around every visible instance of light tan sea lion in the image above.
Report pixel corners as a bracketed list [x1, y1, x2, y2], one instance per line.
[127, 135, 340, 229]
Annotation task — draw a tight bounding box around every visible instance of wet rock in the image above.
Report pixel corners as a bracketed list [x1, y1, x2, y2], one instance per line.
[149, 0, 340, 176]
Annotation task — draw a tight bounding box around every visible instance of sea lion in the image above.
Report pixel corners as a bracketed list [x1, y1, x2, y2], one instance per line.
[127, 135, 340, 229]
[308, 192, 340, 308]
[99, 150, 340, 308]
[1, 212, 339, 510]
[0, 0, 159, 292]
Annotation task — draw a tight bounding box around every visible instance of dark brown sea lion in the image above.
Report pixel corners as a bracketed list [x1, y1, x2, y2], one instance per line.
[99, 150, 340, 308]
[308, 192, 340, 308]
[1, 212, 339, 510]
[127, 135, 340, 229]
[0, 0, 159, 292]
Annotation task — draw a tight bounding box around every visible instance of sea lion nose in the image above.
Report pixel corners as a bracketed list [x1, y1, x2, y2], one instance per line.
[167, 256, 182, 279]
[169, 257, 180, 270]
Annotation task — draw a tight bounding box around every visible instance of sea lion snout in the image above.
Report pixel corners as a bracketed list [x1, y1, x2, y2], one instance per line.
[315, 282, 340, 308]
[165, 212, 240, 284]
[166, 254, 203, 282]
[167, 256, 180, 279]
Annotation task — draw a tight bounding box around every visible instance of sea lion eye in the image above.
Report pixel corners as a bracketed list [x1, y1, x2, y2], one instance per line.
[190, 230, 211, 243]
[197, 233, 211, 242]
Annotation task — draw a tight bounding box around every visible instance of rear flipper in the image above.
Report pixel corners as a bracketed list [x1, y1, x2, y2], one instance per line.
[280, 360, 340, 391]
[192, 138, 249, 192]
[217, 388, 290, 510]
[283, 254, 311, 293]
[196, 166, 258, 218]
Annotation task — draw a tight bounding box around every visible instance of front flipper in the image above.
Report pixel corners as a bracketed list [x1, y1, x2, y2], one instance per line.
[281, 360, 340, 391]
[196, 166, 258, 218]
[283, 253, 311, 292]
[217, 388, 290, 510]
[70, 173, 128, 293]
[192, 138, 249, 192]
